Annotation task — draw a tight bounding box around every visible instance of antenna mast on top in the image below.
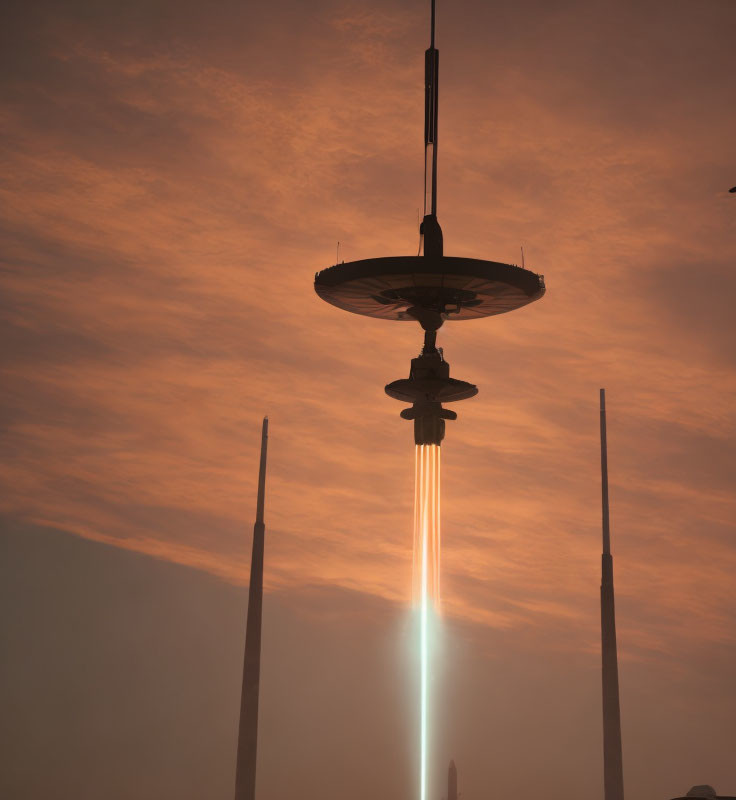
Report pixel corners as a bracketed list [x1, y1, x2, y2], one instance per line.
[421, 0, 443, 257]
[424, 0, 439, 218]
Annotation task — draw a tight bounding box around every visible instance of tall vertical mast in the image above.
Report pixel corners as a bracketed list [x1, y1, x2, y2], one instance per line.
[234, 417, 269, 800]
[425, 0, 439, 218]
[422, 0, 443, 257]
[599, 390, 624, 800]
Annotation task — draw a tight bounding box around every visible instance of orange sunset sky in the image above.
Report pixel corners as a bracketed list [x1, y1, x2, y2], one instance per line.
[1, 0, 735, 799]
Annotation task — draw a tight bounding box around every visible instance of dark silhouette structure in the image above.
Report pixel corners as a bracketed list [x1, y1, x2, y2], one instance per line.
[385, 329, 477, 445]
[313, 0, 545, 444]
[447, 759, 458, 800]
[234, 417, 269, 800]
[671, 787, 736, 800]
[599, 390, 624, 800]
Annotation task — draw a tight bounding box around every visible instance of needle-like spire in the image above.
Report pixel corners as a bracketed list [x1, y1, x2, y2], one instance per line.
[600, 389, 611, 556]
[425, 0, 438, 216]
[234, 417, 269, 800]
[421, 0, 443, 257]
[599, 390, 624, 800]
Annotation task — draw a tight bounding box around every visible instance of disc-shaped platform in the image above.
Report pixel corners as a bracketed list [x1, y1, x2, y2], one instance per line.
[385, 377, 478, 404]
[314, 256, 544, 321]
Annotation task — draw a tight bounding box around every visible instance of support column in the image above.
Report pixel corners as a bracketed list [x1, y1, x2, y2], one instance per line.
[234, 417, 269, 800]
[600, 390, 624, 800]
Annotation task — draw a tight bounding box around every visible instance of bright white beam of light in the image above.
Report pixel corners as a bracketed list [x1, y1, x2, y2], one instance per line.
[414, 444, 441, 800]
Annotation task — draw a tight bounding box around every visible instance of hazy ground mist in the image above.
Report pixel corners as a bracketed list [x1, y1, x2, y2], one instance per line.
[2, 522, 733, 800]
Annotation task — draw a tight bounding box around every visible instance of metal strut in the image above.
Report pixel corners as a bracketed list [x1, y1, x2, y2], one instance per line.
[425, 0, 439, 217]
[421, 0, 443, 257]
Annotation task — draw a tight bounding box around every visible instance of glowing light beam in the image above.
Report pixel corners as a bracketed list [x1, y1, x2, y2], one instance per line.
[414, 444, 441, 800]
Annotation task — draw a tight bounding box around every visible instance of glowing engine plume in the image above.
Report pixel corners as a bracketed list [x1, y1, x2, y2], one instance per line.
[413, 444, 441, 800]
[414, 445, 441, 606]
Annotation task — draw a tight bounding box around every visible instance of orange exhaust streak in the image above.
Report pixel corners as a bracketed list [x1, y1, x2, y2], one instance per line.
[413, 444, 441, 609]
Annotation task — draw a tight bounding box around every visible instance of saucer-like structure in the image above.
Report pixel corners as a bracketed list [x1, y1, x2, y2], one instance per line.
[385, 377, 478, 404]
[314, 255, 545, 322]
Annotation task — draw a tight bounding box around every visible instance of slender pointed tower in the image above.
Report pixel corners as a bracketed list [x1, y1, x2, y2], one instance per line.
[234, 416, 269, 800]
[447, 760, 458, 800]
[599, 390, 624, 800]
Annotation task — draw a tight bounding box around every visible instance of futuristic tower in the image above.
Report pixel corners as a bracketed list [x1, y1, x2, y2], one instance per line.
[314, 0, 545, 444]
[314, 5, 544, 800]
[234, 417, 269, 800]
[599, 391, 624, 800]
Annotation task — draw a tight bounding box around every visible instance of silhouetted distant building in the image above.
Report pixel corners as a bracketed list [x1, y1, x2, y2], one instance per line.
[670, 786, 736, 800]
[447, 759, 457, 800]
